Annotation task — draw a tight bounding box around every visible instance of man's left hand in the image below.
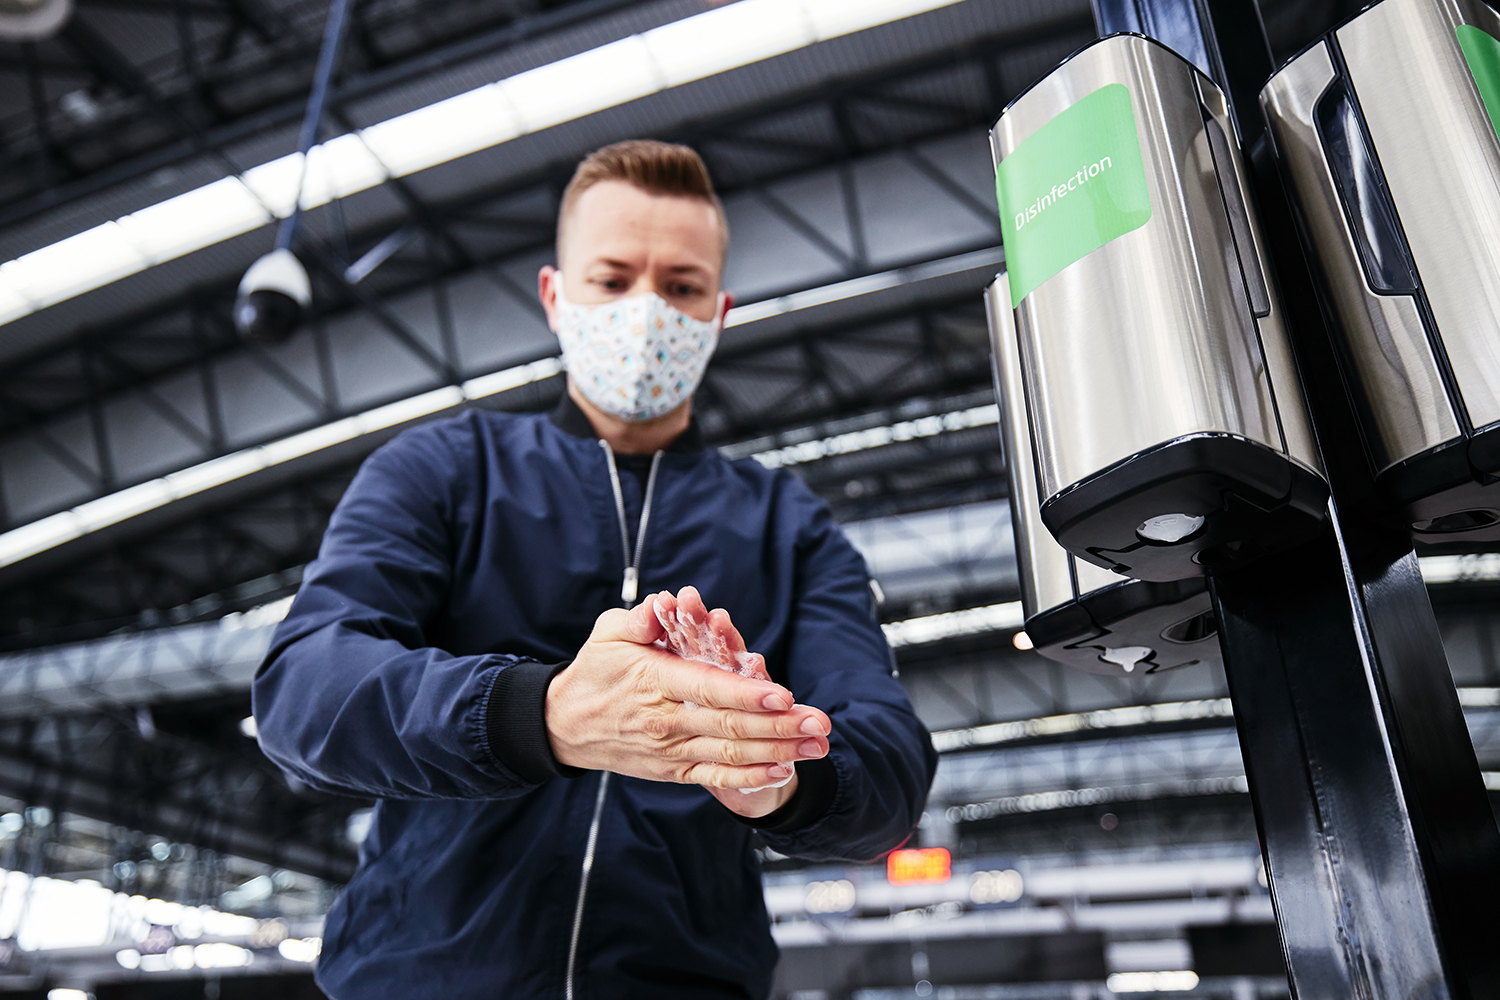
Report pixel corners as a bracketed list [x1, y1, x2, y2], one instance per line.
[704, 772, 800, 818]
[651, 587, 822, 819]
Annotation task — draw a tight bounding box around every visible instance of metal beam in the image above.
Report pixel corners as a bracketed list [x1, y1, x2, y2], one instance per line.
[0, 700, 359, 882]
[0, 15, 1083, 453]
[0, 0, 679, 227]
[0, 13, 1105, 542]
[0, 118, 1012, 533]
[0, 283, 1010, 641]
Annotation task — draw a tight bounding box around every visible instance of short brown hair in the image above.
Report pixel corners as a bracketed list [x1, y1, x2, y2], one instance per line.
[557, 140, 728, 258]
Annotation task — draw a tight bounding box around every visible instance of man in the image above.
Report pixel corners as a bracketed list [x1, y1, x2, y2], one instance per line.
[253, 140, 938, 1000]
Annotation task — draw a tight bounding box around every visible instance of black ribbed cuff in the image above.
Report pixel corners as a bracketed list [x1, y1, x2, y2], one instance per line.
[731, 755, 839, 835]
[485, 660, 584, 784]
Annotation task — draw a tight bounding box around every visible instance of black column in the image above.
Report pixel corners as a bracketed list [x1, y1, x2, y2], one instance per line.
[1090, 1, 1500, 997]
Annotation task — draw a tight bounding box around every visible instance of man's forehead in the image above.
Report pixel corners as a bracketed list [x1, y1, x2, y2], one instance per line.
[570, 182, 717, 228]
[562, 180, 726, 263]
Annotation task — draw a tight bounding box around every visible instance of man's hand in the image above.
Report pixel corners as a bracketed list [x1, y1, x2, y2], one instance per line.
[546, 591, 831, 790]
[651, 587, 824, 818]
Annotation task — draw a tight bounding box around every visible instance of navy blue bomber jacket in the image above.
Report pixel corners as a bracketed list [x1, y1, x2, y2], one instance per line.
[253, 396, 938, 1000]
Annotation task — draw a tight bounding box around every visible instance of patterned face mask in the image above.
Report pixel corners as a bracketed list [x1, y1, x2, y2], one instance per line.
[553, 274, 724, 422]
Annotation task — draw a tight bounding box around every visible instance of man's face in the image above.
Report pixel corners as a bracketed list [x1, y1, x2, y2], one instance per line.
[540, 180, 729, 327]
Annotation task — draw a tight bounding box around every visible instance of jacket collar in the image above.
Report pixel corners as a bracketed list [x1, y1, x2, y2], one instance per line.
[548, 391, 705, 454]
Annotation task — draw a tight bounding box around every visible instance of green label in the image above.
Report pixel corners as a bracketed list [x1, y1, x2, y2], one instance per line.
[1458, 24, 1500, 144]
[995, 83, 1152, 307]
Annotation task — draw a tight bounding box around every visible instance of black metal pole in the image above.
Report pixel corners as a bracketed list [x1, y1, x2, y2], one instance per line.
[276, 0, 355, 252]
[1090, 1, 1500, 997]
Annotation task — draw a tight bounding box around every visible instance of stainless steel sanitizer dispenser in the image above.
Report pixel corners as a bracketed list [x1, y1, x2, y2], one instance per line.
[1262, 0, 1500, 545]
[988, 274, 1221, 675]
[991, 33, 1326, 582]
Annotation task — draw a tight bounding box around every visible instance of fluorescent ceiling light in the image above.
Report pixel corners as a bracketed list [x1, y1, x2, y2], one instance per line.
[881, 601, 1023, 648]
[502, 36, 661, 131]
[1, 868, 258, 953]
[127, 176, 274, 260]
[278, 936, 324, 964]
[931, 698, 1236, 753]
[646, 0, 814, 87]
[724, 247, 1005, 328]
[809, 0, 965, 38]
[948, 777, 1250, 823]
[2, 223, 139, 304]
[0, 357, 561, 569]
[753, 404, 999, 470]
[299, 133, 390, 207]
[1418, 552, 1500, 584]
[1106, 971, 1201, 994]
[0, 0, 968, 325]
[931, 688, 1500, 754]
[0, 249, 992, 571]
[1459, 686, 1500, 707]
[220, 595, 294, 633]
[0, 282, 27, 325]
[358, 86, 521, 178]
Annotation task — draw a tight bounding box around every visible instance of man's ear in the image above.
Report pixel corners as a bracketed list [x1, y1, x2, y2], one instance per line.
[538, 265, 561, 333]
[717, 290, 734, 325]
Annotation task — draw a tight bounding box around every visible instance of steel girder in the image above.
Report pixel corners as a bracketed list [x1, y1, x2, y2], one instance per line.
[0, 0, 635, 219]
[0, 14, 1096, 533]
[2, 588, 1498, 882]
[0, 288, 1004, 644]
[0, 696, 360, 883]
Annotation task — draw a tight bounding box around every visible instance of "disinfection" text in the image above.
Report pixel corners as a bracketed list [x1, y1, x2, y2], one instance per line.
[1012, 156, 1113, 232]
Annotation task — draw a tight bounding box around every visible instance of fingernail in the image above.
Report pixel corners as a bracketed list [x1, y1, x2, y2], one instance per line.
[762, 692, 792, 711]
[799, 716, 828, 737]
[798, 739, 826, 758]
[770, 763, 794, 778]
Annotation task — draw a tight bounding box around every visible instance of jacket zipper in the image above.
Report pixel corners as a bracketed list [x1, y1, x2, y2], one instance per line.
[601, 441, 663, 605]
[564, 442, 663, 1000]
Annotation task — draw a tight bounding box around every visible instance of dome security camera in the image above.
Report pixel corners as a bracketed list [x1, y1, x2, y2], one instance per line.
[0, 0, 73, 40]
[234, 248, 313, 345]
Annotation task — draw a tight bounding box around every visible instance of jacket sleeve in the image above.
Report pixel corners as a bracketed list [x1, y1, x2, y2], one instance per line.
[252, 422, 564, 800]
[749, 486, 938, 862]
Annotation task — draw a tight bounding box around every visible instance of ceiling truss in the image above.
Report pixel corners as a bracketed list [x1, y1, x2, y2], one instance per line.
[0, 14, 1096, 531]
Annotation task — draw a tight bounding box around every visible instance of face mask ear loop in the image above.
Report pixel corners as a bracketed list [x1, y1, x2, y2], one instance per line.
[713, 291, 729, 333]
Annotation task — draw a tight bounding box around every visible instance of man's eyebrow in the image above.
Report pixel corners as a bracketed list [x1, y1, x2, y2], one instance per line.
[582, 258, 715, 277]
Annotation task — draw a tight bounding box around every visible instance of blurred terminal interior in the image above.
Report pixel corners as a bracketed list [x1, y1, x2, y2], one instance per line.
[0, 0, 1490, 998]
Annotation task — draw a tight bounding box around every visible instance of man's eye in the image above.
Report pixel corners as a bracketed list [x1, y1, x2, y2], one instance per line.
[673, 284, 700, 297]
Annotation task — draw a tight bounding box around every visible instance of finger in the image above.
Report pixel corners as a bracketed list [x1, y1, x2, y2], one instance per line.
[630, 597, 666, 644]
[660, 590, 693, 659]
[705, 609, 744, 671]
[671, 588, 712, 661]
[655, 656, 792, 712]
[709, 608, 748, 656]
[654, 590, 678, 632]
[707, 612, 767, 681]
[681, 761, 796, 790]
[677, 585, 708, 622]
[704, 611, 735, 670]
[676, 704, 831, 741]
[654, 592, 688, 656]
[588, 607, 640, 644]
[736, 652, 771, 683]
[679, 735, 828, 766]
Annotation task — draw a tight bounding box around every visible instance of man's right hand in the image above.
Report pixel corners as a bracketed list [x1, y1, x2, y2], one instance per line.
[545, 597, 831, 789]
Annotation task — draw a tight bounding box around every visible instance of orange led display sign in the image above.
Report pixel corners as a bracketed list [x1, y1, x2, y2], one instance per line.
[886, 847, 952, 886]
